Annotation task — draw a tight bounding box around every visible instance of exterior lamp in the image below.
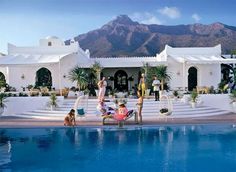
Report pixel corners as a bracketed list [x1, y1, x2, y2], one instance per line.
[209, 71, 213, 75]
[21, 74, 25, 79]
[63, 74, 66, 78]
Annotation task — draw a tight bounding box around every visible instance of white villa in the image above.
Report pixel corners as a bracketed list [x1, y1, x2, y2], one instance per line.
[0, 36, 235, 92]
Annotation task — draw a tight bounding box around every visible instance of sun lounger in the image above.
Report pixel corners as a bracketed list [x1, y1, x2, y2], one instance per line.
[102, 110, 137, 126]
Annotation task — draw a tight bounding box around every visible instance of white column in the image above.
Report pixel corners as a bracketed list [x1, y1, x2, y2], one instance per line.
[182, 61, 186, 91]
[58, 56, 62, 96]
[6, 67, 10, 85]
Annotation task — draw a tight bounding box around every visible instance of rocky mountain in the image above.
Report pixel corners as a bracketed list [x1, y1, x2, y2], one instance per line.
[68, 15, 236, 57]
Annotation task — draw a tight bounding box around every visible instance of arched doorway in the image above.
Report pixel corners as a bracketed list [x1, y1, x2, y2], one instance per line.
[221, 64, 232, 82]
[35, 68, 52, 88]
[188, 67, 197, 91]
[114, 70, 128, 91]
[0, 72, 6, 88]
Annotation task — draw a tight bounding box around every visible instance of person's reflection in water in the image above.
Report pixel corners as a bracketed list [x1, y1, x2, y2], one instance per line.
[159, 126, 174, 144]
[65, 128, 76, 144]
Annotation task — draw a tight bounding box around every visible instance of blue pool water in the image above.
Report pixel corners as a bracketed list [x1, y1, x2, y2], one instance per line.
[1, 125, 236, 172]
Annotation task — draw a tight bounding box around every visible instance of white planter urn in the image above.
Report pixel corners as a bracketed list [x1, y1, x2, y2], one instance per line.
[182, 95, 190, 104]
[145, 89, 151, 96]
[50, 105, 56, 111]
[191, 102, 197, 108]
[231, 102, 236, 112]
[159, 90, 164, 98]
[95, 89, 99, 97]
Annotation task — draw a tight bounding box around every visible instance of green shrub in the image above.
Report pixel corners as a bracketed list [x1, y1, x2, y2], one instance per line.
[191, 89, 198, 103]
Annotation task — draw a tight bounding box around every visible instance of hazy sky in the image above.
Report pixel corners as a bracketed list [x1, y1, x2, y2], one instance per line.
[0, 0, 235, 53]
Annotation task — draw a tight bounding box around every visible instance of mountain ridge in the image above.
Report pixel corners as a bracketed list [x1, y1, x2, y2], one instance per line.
[67, 15, 236, 56]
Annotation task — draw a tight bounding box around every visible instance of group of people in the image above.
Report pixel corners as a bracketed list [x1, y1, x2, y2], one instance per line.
[97, 75, 145, 124]
[64, 74, 161, 126]
[139, 74, 161, 100]
[96, 99, 130, 121]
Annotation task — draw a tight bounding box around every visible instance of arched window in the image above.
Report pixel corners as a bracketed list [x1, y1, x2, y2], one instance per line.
[35, 68, 52, 88]
[48, 42, 52, 46]
[0, 72, 6, 88]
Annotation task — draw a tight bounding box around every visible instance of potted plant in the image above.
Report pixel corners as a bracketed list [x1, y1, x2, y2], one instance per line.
[48, 93, 57, 111]
[91, 61, 103, 81]
[26, 84, 34, 91]
[173, 90, 179, 101]
[190, 89, 198, 108]
[0, 93, 7, 115]
[155, 65, 171, 97]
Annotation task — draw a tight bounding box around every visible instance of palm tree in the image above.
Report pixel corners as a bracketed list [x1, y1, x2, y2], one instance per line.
[68, 66, 88, 91]
[155, 65, 171, 91]
[91, 61, 102, 81]
[141, 62, 156, 89]
[142, 62, 149, 77]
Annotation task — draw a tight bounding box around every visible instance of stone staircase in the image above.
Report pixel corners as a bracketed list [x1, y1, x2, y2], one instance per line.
[8, 97, 231, 121]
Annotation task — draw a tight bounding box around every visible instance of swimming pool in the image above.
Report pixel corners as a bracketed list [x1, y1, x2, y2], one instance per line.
[1, 125, 236, 172]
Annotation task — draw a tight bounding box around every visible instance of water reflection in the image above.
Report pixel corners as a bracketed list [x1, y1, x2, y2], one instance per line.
[0, 125, 236, 171]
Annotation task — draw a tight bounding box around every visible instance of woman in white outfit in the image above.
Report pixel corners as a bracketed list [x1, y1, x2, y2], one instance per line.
[98, 77, 107, 101]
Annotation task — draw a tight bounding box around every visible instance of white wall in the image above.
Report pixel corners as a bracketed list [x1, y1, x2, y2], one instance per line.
[60, 54, 81, 88]
[167, 58, 221, 90]
[7, 64, 59, 91]
[197, 64, 221, 88]
[39, 37, 64, 47]
[167, 58, 184, 89]
[8, 39, 79, 55]
[3, 96, 64, 116]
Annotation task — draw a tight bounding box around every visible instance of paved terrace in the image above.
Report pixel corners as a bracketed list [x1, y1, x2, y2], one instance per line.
[0, 97, 236, 128]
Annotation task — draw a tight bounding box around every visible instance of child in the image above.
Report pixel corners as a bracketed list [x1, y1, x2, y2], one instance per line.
[136, 90, 143, 124]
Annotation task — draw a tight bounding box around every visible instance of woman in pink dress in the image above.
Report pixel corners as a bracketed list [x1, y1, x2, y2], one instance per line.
[98, 77, 107, 101]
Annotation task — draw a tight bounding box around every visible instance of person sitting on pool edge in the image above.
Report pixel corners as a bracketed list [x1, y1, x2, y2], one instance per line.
[64, 109, 76, 126]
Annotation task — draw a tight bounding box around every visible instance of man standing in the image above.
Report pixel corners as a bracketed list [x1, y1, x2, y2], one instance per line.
[152, 76, 160, 101]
